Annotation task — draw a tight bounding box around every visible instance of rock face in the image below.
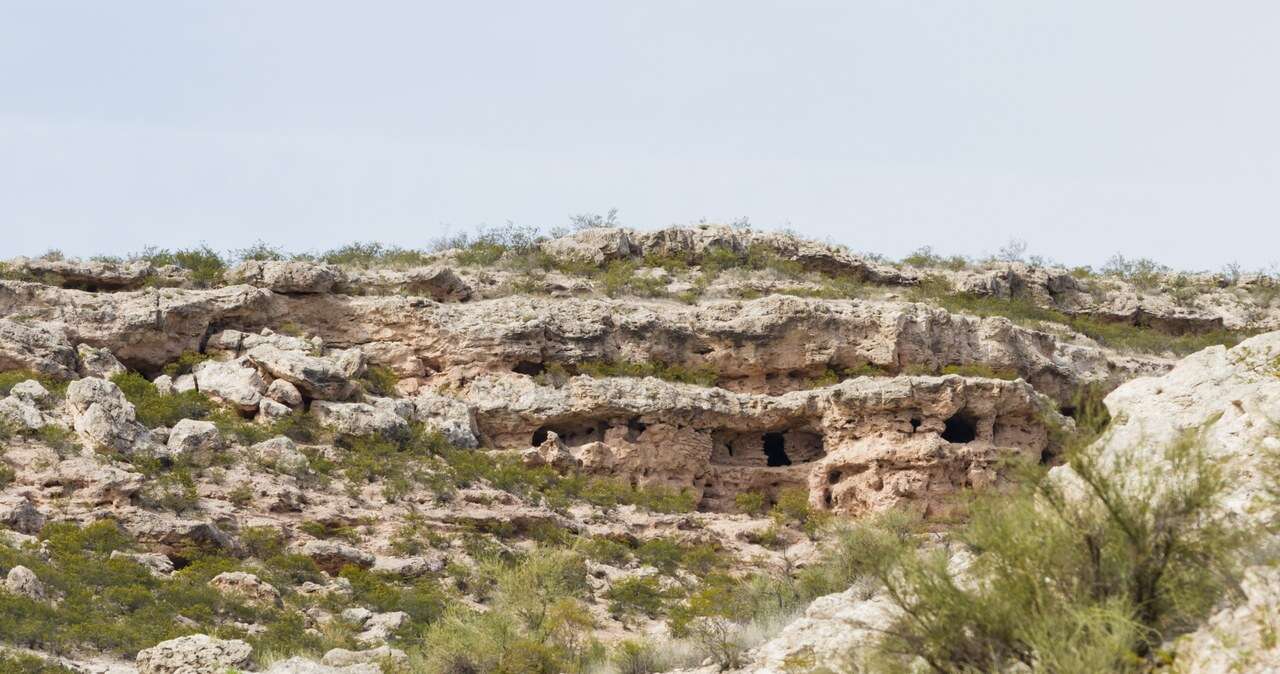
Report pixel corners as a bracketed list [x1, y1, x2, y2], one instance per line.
[135, 634, 253, 674]
[1, 227, 1275, 671]
[1051, 330, 1280, 526]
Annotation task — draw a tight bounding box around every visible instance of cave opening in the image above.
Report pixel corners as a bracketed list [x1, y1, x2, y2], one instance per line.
[763, 432, 791, 467]
[531, 427, 550, 446]
[941, 413, 977, 443]
[512, 361, 545, 376]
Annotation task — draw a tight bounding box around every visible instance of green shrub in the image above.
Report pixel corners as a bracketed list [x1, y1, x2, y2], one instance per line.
[239, 526, 285, 560]
[0, 653, 77, 673]
[111, 372, 214, 428]
[769, 487, 829, 537]
[0, 370, 66, 398]
[734, 492, 769, 516]
[605, 576, 672, 625]
[317, 242, 434, 268]
[857, 425, 1244, 671]
[576, 360, 719, 387]
[134, 245, 227, 287]
[161, 351, 210, 377]
[358, 364, 400, 397]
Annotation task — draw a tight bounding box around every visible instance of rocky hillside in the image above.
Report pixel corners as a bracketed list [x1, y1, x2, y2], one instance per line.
[0, 225, 1275, 673]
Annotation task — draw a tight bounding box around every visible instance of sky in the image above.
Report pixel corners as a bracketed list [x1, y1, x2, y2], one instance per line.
[2, 1, 1278, 271]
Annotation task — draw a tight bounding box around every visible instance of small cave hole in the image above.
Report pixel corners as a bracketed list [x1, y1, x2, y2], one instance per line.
[823, 488, 833, 508]
[828, 470, 843, 485]
[909, 417, 922, 432]
[531, 426, 550, 446]
[941, 414, 977, 444]
[763, 432, 791, 467]
[1040, 447, 1055, 466]
[512, 361, 545, 376]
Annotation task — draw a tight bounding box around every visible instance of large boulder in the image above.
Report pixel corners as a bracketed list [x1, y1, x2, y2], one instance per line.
[227, 260, 345, 294]
[263, 657, 379, 674]
[0, 318, 78, 379]
[0, 394, 47, 431]
[250, 436, 309, 475]
[76, 343, 127, 379]
[209, 571, 281, 607]
[166, 419, 223, 459]
[322, 645, 408, 668]
[299, 540, 375, 574]
[1050, 330, 1280, 526]
[412, 391, 479, 448]
[311, 400, 409, 440]
[247, 344, 361, 400]
[64, 377, 153, 454]
[192, 359, 266, 411]
[4, 565, 47, 601]
[135, 634, 253, 674]
[8, 256, 153, 290]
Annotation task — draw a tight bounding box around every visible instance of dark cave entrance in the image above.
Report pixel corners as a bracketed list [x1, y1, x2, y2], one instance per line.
[763, 432, 791, 467]
[941, 413, 977, 444]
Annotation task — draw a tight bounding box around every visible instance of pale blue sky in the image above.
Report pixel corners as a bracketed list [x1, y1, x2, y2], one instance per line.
[2, 2, 1278, 270]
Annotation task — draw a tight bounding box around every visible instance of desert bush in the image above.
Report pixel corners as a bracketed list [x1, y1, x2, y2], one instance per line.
[605, 576, 672, 625]
[358, 364, 400, 397]
[160, 351, 210, 377]
[734, 491, 770, 516]
[576, 359, 718, 387]
[318, 242, 434, 268]
[133, 245, 227, 287]
[769, 487, 830, 537]
[858, 424, 1244, 672]
[0, 370, 66, 398]
[111, 372, 214, 428]
[1102, 254, 1169, 290]
[601, 260, 669, 298]
[0, 653, 77, 674]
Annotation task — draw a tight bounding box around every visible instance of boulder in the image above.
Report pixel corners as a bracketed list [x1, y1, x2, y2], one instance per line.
[250, 436, 309, 475]
[300, 540, 375, 574]
[4, 564, 46, 601]
[0, 318, 78, 379]
[64, 377, 153, 454]
[355, 610, 409, 645]
[371, 553, 447, 578]
[135, 634, 253, 674]
[76, 343, 127, 378]
[9, 379, 50, 404]
[152, 374, 175, 395]
[110, 550, 175, 576]
[259, 397, 293, 421]
[192, 359, 266, 411]
[0, 394, 47, 430]
[412, 391, 479, 448]
[267, 378, 304, 407]
[209, 571, 281, 606]
[166, 419, 223, 458]
[521, 430, 578, 472]
[322, 645, 408, 668]
[227, 260, 345, 294]
[247, 344, 360, 400]
[0, 496, 44, 534]
[263, 657, 379, 674]
[311, 400, 409, 440]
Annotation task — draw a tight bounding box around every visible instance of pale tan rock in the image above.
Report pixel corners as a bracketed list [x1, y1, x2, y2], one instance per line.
[209, 571, 281, 606]
[166, 419, 222, 458]
[0, 317, 79, 379]
[227, 260, 344, 294]
[1170, 566, 1280, 674]
[4, 564, 47, 600]
[247, 344, 359, 400]
[322, 645, 408, 668]
[110, 550, 175, 576]
[65, 377, 155, 455]
[250, 436, 309, 475]
[264, 656, 379, 673]
[267, 378, 303, 407]
[135, 634, 252, 674]
[311, 400, 408, 439]
[192, 359, 266, 411]
[76, 343, 126, 378]
[300, 540, 375, 574]
[9, 256, 153, 290]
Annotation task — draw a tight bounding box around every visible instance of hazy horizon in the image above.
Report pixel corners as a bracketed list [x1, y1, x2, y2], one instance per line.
[3, 2, 1278, 270]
